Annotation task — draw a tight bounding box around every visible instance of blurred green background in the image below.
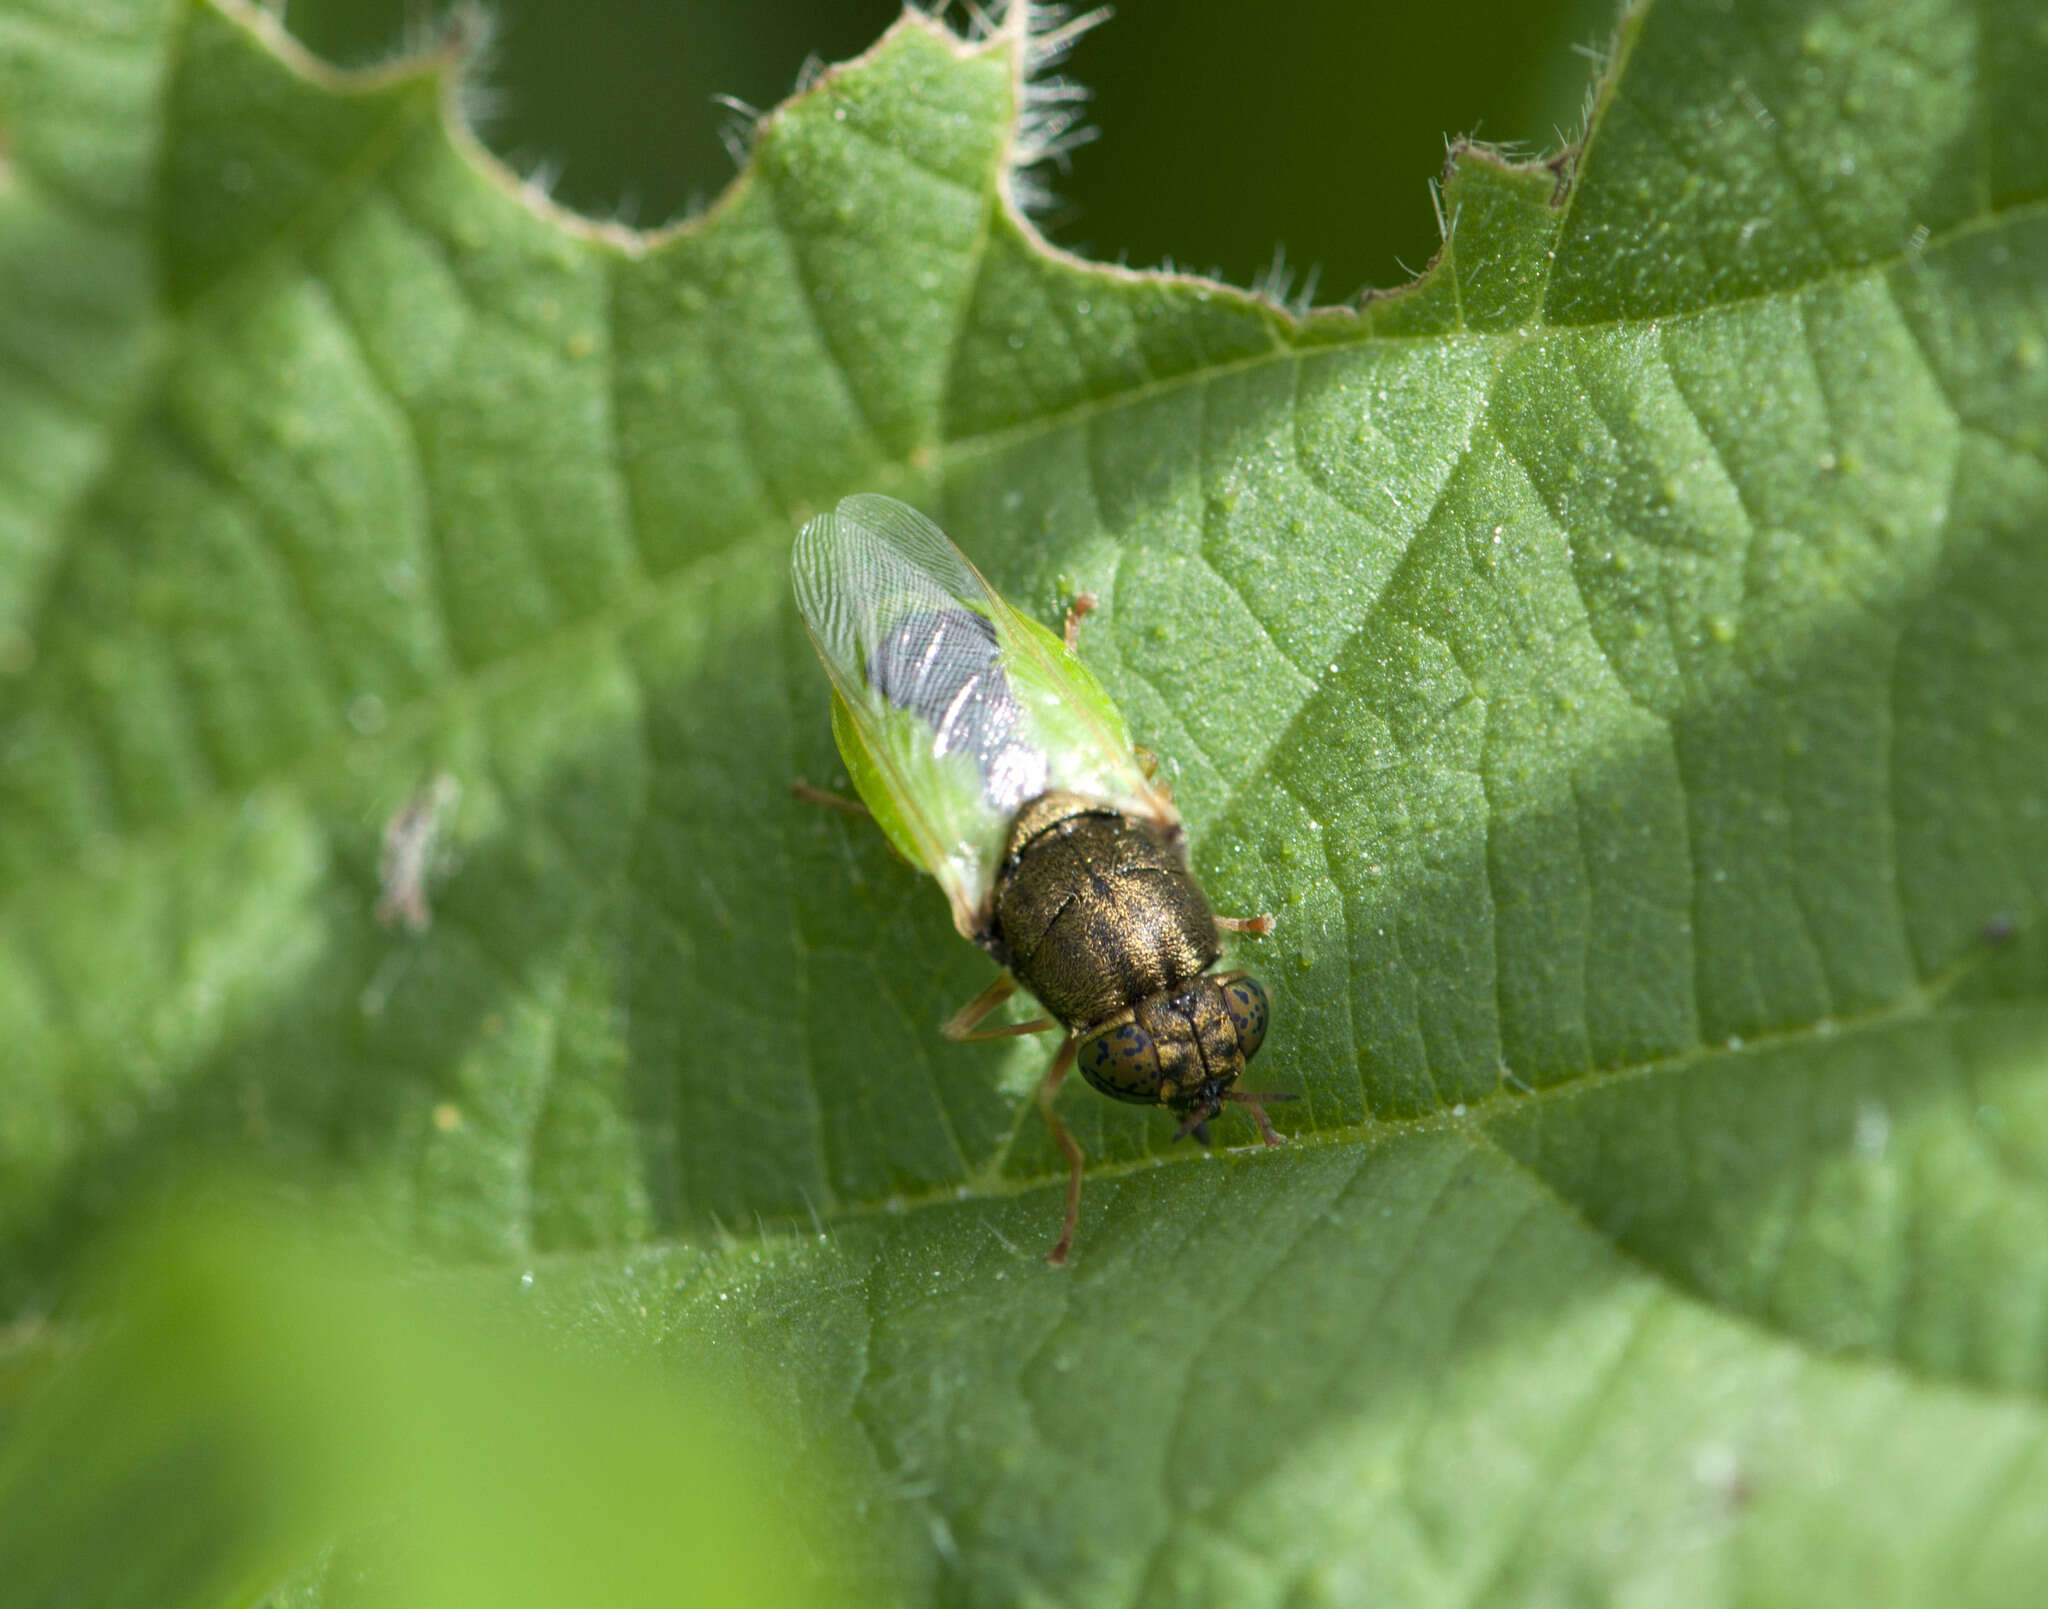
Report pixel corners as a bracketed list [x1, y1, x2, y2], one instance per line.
[279, 0, 1616, 298]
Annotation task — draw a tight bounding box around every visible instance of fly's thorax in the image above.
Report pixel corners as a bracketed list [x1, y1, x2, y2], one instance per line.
[1075, 973, 1271, 1109]
[991, 791, 1216, 1030]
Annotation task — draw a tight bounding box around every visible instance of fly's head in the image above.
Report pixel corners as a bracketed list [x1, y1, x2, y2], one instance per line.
[1074, 973, 1271, 1134]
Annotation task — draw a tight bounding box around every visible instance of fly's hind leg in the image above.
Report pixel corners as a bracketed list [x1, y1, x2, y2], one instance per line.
[943, 973, 1056, 1041]
[1037, 1037, 1085, 1265]
[1131, 745, 1178, 809]
[1063, 593, 1098, 654]
[791, 780, 870, 818]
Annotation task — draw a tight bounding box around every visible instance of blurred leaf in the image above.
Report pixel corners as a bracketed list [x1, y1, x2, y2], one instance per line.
[2, 0, 2047, 1603]
[0, 1196, 863, 1609]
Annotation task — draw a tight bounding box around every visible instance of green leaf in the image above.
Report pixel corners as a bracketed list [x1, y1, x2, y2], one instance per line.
[3, 0, 2047, 1602]
[0, 1199, 872, 1609]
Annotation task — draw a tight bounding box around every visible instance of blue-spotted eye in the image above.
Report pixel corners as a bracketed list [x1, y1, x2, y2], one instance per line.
[1222, 976, 1269, 1060]
[1077, 1017, 1163, 1102]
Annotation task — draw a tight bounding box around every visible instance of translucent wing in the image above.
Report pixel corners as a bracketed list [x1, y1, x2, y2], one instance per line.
[792, 494, 1170, 937]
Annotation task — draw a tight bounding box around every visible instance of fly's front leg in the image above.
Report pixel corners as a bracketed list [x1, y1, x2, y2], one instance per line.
[1063, 592, 1098, 654]
[1223, 1088, 1297, 1146]
[1037, 1036, 1085, 1265]
[943, 973, 1055, 1041]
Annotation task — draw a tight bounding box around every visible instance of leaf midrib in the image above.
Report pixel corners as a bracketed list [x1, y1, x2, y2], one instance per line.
[765, 938, 2013, 1218]
[505, 986, 2048, 1425]
[13, 11, 2044, 1372]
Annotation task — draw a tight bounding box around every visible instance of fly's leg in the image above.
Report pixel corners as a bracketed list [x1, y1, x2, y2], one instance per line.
[1216, 913, 1277, 937]
[1132, 744, 1178, 808]
[1037, 1037, 1084, 1265]
[1063, 592, 1098, 654]
[1224, 1088, 1297, 1146]
[1242, 1098, 1288, 1146]
[794, 780, 919, 870]
[951, 982, 1078, 1259]
[943, 973, 1056, 1041]
[791, 780, 869, 818]
[1175, 1077, 1296, 1147]
[950, 982, 1075, 1259]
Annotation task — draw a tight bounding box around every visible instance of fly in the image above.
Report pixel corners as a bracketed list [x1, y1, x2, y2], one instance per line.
[791, 494, 1288, 1264]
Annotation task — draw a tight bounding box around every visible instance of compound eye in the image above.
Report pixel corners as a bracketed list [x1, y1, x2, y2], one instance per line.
[1222, 976, 1269, 1060]
[1077, 1018, 1163, 1102]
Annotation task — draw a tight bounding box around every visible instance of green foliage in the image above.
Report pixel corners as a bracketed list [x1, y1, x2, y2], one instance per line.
[0, 1201, 851, 1609]
[2, 0, 2047, 1602]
